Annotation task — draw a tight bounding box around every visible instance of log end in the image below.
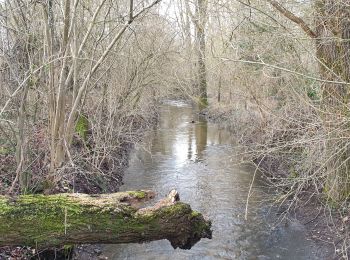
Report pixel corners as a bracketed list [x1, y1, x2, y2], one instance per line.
[136, 192, 212, 250]
[167, 208, 212, 249]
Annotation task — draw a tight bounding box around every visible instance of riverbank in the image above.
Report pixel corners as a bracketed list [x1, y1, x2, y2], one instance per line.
[0, 109, 159, 260]
[201, 103, 348, 259]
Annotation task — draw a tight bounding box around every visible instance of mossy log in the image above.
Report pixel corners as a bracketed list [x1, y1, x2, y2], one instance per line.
[0, 190, 212, 249]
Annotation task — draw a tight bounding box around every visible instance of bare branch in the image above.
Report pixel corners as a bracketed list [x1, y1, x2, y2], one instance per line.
[221, 58, 350, 85]
[267, 0, 317, 38]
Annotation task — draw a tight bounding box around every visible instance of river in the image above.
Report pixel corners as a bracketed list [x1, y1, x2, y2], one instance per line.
[102, 100, 320, 260]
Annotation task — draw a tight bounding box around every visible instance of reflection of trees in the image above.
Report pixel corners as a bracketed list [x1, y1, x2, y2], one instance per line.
[151, 106, 186, 155]
[195, 119, 207, 160]
[151, 128, 166, 155]
[188, 126, 193, 160]
[186, 116, 209, 162]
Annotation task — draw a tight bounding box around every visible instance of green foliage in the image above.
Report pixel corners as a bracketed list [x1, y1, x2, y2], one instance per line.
[0, 146, 10, 155]
[305, 83, 320, 101]
[307, 88, 318, 100]
[75, 115, 89, 141]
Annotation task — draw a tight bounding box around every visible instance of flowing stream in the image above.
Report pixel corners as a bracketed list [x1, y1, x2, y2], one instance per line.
[103, 101, 320, 260]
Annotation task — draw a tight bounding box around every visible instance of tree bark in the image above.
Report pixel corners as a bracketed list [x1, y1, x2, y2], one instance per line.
[196, 0, 208, 106]
[0, 190, 212, 249]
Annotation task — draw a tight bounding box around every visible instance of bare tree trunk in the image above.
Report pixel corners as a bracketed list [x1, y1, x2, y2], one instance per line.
[16, 83, 29, 191]
[195, 0, 208, 106]
[8, 82, 28, 194]
[0, 190, 212, 249]
[50, 0, 72, 173]
[42, 0, 58, 175]
[182, 0, 196, 93]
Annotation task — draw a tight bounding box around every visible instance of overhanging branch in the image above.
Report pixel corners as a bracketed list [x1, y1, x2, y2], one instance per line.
[267, 0, 317, 38]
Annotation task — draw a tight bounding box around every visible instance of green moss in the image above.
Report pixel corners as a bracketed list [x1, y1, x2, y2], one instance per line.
[75, 115, 89, 141]
[190, 210, 200, 218]
[1, 195, 107, 244]
[192, 219, 211, 238]
[187, 208, 212, 239]
[158, 203, 190, 216]
[0, 194, 153, 246]
[128, 191, 146, 199]
[0, 195, 211, 248]
[0, 146, 10, 155]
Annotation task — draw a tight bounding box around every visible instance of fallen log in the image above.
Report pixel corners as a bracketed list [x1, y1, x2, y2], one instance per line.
[0, 190, 212, 249]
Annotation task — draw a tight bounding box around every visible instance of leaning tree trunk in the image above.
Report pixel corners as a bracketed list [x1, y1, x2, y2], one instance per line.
[0, 190, 212, 249]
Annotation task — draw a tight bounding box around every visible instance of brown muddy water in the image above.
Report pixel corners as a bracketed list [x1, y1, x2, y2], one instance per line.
[102, 100, 320, 260]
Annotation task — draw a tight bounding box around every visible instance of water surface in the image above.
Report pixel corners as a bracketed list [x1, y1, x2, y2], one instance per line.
[103, 100, 319, 260]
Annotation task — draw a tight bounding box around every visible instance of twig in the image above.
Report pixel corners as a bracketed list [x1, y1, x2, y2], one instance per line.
[245, 155, 266, 220]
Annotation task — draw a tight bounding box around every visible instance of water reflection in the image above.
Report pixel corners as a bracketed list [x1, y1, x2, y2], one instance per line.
[102, 100, 319, 260]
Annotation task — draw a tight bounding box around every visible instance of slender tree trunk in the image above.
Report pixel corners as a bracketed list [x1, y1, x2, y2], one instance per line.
[50, 0, 72, 174]
[183, 0, 195, 93]
[9, 83, 29, 194]
[195, 0, 208, 106]
[16, 83, 29, 191]
[42, 0, 58, 175]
